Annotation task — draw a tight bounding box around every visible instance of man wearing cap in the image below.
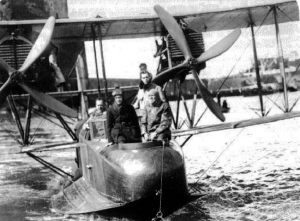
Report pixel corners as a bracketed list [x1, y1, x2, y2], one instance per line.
[106, 87, 141, 144]
[141, 89, 172, 142]
[133, 70, 166, 110]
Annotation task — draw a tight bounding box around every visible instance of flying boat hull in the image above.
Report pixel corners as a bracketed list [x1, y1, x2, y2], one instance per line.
[52, 139, 188, 215]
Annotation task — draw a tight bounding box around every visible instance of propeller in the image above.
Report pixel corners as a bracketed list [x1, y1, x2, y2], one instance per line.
[0, 17, 77, 118]
[153, 5, 241, 122]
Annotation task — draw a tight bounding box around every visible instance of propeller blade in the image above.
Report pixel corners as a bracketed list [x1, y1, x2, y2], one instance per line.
[152, 61, 189, 86]
[154, 5, 192, 60]
[0, 78, 12, 109]
[0, 57, 15, 74]
[197, 29, 241, 64]
[191, 69, 225, 122]
[18, 81, 77, 118]
[19, 16, 56, 74]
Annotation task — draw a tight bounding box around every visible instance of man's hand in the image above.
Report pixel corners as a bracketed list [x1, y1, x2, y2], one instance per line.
[105, 142, 113, 147]
[143, 133, 150, 142]
[150, 132, 158, 141]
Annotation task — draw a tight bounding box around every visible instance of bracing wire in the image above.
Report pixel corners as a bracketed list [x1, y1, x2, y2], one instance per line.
[195, 126, 247, 184]
[29, 117, 45, 144]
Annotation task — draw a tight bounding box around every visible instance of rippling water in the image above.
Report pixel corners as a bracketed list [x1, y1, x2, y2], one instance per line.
[1, 91, 300, 220]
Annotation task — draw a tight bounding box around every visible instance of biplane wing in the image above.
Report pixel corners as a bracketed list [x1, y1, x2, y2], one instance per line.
[172, 111, 300, 137]
[0, 1, 299, 147]
[0, 0, 296, 113]
[183, 0, 298, 32]
[0, 0, 296, 42]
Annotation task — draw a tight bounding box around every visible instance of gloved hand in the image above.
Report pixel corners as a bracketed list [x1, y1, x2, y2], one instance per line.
[150, 132, 158, 141]
[143, 133, 150, 141]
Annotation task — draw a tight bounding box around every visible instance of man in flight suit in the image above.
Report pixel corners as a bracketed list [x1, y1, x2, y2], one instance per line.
[106, 87, 141, 144]
[141, 89, 172, 142]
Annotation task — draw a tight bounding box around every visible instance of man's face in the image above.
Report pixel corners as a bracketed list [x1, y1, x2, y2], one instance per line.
[141, 73, 151, 85]
[140, 65, 146, 72]
[148, 94, 156, 105]
[95, 100, 104, 112]
[114, 95, 123, 105]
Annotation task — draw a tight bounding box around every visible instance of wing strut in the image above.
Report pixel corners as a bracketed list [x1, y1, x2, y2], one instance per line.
[24, 96, 33, 145]
[248, 10, 265, 116]
[273, 6, 289, 112]
[91, 24, 102, 100]
[97, 23, 109, 103]
[7, 94, 25, 143]
[55, 113, 78, 142]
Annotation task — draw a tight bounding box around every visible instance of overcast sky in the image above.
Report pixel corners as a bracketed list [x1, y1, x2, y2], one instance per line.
[67, 0, 300, 79]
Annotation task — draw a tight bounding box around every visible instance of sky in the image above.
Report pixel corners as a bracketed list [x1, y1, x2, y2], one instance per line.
[67, 0, 300, 79]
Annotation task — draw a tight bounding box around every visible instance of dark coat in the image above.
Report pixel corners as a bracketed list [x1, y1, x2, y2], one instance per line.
[107, 102, 141, 143]
[141, 101, 172, 135]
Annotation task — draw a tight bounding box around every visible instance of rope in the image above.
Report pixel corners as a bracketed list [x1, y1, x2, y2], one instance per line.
[195, 126, 247, 184]
[152, 141, 166, 221]
[229, 150, 277, 175]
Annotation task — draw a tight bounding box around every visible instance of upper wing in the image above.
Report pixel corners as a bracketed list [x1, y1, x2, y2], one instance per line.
[172, 111, 300, 137]
[0, 0, 297, 41]
[183, 0, 299, 32]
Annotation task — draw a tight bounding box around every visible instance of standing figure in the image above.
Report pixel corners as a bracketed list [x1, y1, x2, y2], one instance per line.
[141, 89, 172, 142]
[133, 71, 166, 110]
[139, 63, 147, 72]
[0, 0, 11, 21]
[107, 87, 141, 144]
[49, 45, 66, 91]
[222, 100, 228, 109]
[139, 62, 153, 82]
[29, 31, 66, 92]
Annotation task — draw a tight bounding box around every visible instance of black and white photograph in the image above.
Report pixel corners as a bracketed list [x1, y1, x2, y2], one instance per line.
[0, 0, 300, 220]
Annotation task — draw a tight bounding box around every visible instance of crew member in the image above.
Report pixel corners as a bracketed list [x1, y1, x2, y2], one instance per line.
[133, 71, 166, 109]
[82, 98, 106, 130]
[0, 0, 11, 21]
[139, 63, 148, 74]
[141, 89, 172, 142]
[49, 45, 66, 92]
[29, 31, 66, 92]
[106, 87, 141, 144]
[222, 100, 228, 109]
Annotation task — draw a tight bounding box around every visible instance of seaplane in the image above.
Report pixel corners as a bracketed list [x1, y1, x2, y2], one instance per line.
[0, 0, 299, 220]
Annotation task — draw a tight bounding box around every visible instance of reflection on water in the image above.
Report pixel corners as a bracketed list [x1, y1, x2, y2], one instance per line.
[1, 92, 300, 220]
